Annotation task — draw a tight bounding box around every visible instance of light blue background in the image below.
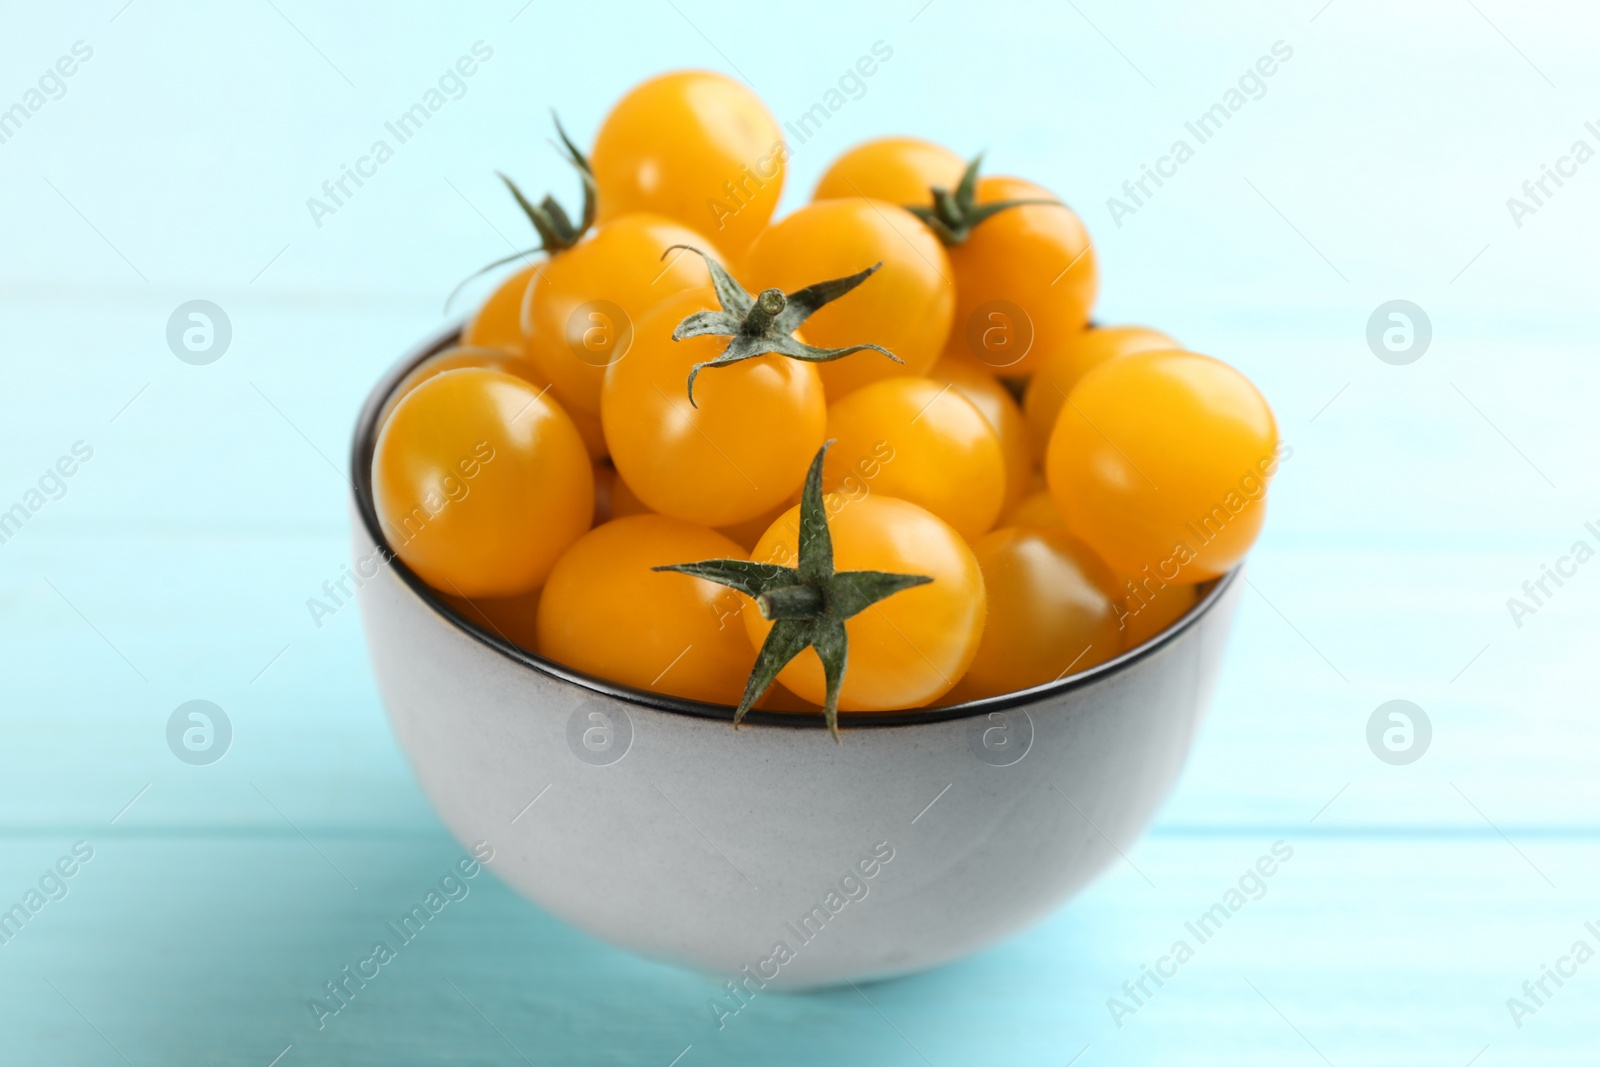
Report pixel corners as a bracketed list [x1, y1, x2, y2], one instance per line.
[2, 0, 1597, 1063]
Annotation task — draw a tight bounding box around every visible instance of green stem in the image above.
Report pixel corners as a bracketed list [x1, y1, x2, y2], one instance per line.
[655, 442, 933, 736]
[741, 289, 787, 335]
[757, 585, 824, 619]
[904, 153, 1063, 246]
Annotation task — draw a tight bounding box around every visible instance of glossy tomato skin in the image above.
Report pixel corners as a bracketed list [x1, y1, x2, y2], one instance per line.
[522, 213, 721, 418]
[537, 515, 756, 705]
[740, 198, 954, 399]
[1047, 350, 1279, 582]
[1023, 324, 1177, 460]
[602, 288, 826, 527]
[812, 136, 965, 208]
[950, 176, 1097, 377]
[380, 346, 542, 429]
[927, 346, 1033, 514]
[823, 376, 1005, 542]
[462, 264, 538, 357]
[386, 345, 608, 461]
[745, 496, 985, 710]
[373, 368, 593, 598]
[951, 526, 1122, 700]
[591, 70, 785, 258]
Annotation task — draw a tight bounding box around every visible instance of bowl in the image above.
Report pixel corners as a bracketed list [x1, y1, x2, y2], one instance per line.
[351, 325, 1244, 989]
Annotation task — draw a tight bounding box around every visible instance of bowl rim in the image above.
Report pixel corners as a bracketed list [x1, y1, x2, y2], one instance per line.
[351, 323, 1242, 729]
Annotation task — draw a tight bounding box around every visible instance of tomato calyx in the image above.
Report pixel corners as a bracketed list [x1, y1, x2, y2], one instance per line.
[663, 246, 901, 407]
[904, 154, 1059, 246]
[445, 114, 596, 310]
[654, 441, 932, 738]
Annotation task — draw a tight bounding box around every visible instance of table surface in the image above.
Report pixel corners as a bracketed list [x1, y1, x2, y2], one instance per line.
[4, 1, 1599, 1063]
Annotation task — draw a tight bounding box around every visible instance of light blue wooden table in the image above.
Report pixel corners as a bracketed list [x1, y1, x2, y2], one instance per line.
[4, 1, 1598, 1063]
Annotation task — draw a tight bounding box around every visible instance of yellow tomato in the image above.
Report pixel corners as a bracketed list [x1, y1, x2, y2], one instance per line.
[602, 288, 826, 526]
[926, 346, 1032, 514]
[1047, 350, 1279, 582]
[745, 495, 985, 710]
[1023, 324, 1177, 460]
[591, 70, 785, 258]
[373, 368, 593, 597]
[537, 515, 756, 704]
[521, 213, 721, 418]
[386, 345, 608, 461]
[952, 527, 1122, 700]
[462, 264, 538, 357]
[812, 136, 966, 208]
[950, 176, 1096, 376]
[380, 346, 539, 428]
[740, 198, 953, 398]
[823, 376, 1005, 542]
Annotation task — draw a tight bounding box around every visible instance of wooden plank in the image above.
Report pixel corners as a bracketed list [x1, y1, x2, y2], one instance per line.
[0, 832, 1594, 1065]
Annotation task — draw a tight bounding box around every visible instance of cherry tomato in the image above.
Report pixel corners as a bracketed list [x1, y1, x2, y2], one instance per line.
[538, 515, 756, 704]
[926, 346, 1032, 514]
[740, 198, 954, 399]
[441, 587, 542, 654]
[591, 70, 785, 259]
[373, 368, 593, 598]
[1117, 578, 1198, 650]
[745, 495, 985, 710]
[950, 527, 1121, 700]
[1047, 350, 1279, 582]
[822, 376, 1005, 542]
[1023, 324, 1177, 460]
[385, 345, 608, 461]
[462, 264, 538, 357]
[812, 136, 965, 208]
[950, 176, 1096, 377]
[380, 346, 540, 428]
[602, 288, 826, 527]
[522, 213, 721, 417]
[1001, 488, 1063, 530]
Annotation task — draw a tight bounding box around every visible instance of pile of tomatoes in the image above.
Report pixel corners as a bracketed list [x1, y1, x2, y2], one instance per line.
[370, 70, 1280, 722]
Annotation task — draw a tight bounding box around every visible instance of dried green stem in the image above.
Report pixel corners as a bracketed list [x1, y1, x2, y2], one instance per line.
[443, 112, 596, 312]
[904, 152, 1062, 246]
[660, 246, 901, 406]
[757, 585, 824, 619]
[653, 441, 932, 737]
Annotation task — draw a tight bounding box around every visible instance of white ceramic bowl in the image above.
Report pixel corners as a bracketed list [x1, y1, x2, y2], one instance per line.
[352, 327, 1243, 989]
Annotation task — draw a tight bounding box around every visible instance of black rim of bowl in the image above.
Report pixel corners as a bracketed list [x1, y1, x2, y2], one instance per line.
[350, 324, 1242, 729]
